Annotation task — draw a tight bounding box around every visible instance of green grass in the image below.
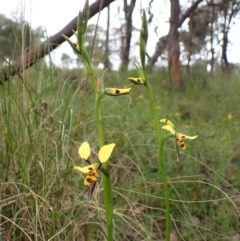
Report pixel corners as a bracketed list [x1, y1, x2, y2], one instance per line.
[0, 63, 240, 240]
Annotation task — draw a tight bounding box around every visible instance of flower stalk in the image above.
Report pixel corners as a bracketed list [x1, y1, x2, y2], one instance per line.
[130, 10, 171, 241]
[95, 75, 115, 241]
[95, 73, 131, 240]
[144, 76, 171, 241]
[69, 3, 115, 239]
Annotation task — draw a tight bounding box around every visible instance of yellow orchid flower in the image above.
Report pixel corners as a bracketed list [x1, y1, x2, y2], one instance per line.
[105, 88, 131, 96]
[160, 119, 198, 149]
[74, 142, 115, 186]
[128, 77, 145, 85]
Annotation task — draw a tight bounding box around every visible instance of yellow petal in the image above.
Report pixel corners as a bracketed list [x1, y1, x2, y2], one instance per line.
[73, 163, 99, 173]
[128, 77, 145, 85]
[98, 143, 115, 163]
[78, 141, 91, 160]
[159, 119, 175, 128]
[105, 88, 131, 96]
[162, 125, 176, 135]
[176, 132, 198, 140]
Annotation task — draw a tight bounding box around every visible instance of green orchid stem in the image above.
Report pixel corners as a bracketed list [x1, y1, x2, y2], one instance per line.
[144, 75, 171, 241]
[95, 93, 104, 145]
[138, 12, 170, 237]
[81, 45, 97, 95]
[95, 92, 114, 241]
[99, 165, 108, 176]
[88, 69, 97, 95]
[102, 170, 113, 241]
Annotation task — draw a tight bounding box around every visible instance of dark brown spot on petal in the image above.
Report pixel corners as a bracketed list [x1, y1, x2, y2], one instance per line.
[182, 135, 186, 139]
[137, 78, 140, 82]
[86, 177, 96, 184]
[115, 89, 120, 94]
[178, 140, 186, 149]
[88, 171, 98, 177]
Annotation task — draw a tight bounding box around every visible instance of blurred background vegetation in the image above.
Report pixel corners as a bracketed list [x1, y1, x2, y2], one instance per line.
[0, 0, 240, 240]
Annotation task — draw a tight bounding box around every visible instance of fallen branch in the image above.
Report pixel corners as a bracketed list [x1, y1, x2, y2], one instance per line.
[0, 0, 116, 81]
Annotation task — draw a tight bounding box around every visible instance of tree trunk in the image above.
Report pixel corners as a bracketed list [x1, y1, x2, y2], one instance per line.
[147, 0, 203, 71]
[221, 9, 229, 73]
[168, 0, 183, 86]
[209, 2, 215, 73]
[146, 35, 169, 70]
[120, 0, 136, 72]
[186, 15, 193, 73]
[104, 5, 111, 69]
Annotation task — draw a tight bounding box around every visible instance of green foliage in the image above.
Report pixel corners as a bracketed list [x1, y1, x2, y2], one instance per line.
[0, 14, 43, 64]
[1, 64, 240, 240]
